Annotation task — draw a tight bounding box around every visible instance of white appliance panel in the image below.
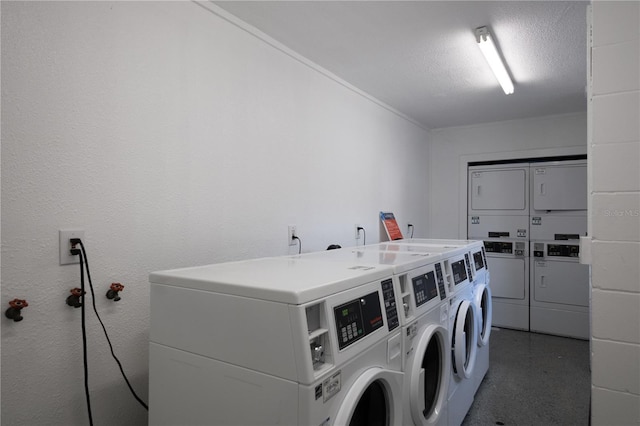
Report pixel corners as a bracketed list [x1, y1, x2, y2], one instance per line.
[149, 343, 299, 426]
[529, 215, 587, 241]
[468, 215, 530, 240]
[487, 257, 527, 300]
[532, 260, 590, 306]
[491, 302, 530, 331]
[150, 283, 299, 381]
[469, 168, 528, 213]
[531, 163, 587, 211]
[529, 307, 590, 339]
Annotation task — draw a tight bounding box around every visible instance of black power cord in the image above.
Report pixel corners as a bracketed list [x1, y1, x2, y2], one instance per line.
[292, 236, 302, 254]
[357, 226, 366, 245]
[73, 249, 94, 426]
[71, 239, 149, 413]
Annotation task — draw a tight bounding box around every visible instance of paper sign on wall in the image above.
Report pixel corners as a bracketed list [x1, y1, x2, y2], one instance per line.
[380, 212, 403, 241]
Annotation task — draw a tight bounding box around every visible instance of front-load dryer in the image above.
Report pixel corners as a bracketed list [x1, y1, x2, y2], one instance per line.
[481, 237, 529, 331]
[530, 240, 589, 339]
[149, 257, 404, 425]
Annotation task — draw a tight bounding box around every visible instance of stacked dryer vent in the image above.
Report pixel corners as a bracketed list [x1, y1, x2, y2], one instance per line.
[467, 159, 589, 340]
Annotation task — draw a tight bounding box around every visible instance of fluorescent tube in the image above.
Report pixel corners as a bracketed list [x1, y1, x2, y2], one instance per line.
[476, 27, 514, 95]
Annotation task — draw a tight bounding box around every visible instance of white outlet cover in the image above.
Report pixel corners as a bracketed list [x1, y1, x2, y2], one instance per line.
[59, 229, 84, 265]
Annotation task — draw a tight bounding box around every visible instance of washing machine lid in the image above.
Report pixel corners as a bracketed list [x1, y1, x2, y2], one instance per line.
[294, 247, 442, 274]
[149, 257, 395, 304]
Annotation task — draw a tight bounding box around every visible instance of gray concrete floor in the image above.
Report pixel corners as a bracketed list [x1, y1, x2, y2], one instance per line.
[462, 328, 591, 426]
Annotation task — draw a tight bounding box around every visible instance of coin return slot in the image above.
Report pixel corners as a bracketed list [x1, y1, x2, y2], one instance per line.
[398, 274, 413, 320]
[306, 303, 333, 373]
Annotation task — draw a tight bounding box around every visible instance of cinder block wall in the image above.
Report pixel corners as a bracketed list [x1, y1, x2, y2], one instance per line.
[590, 2, 640, 424]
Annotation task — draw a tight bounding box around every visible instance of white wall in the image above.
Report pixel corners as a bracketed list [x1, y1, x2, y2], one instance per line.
[589, 2, 640, 424]
[0, 2, 430, 425]
[428, 113, 587, 238]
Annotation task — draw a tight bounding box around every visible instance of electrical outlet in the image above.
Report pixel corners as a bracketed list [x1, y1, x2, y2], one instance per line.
[355, 224, 362, 240]
[288, 225, 297, 246]
[59, 229, 84, 265]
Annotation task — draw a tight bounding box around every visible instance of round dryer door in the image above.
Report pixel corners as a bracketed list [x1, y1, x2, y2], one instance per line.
[334, 368, 403, 426]
[408, 324, 450, 425]
[452, 300, 478, 379]
[475, 283, 492, 347]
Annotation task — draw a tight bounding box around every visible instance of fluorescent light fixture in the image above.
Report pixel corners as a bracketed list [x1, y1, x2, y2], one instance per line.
[475, 26, 514, 95]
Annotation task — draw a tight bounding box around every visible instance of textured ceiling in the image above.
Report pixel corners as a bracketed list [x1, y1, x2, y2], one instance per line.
[213, 1, 588, 129]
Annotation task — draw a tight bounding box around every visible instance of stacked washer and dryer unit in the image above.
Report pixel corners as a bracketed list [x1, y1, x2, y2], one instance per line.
[148, 239, 486, 425]
[528, 161, 589, 339]
[468, 159, 589, 340]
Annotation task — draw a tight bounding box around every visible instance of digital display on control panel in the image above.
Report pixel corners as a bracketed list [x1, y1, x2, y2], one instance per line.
[484, 241, 513, 254]
[473, 251, 485, 270]
[334, 291, 383, 351]
[451, 259, 468, 286]
[381, 279, 399, 332]
[412, 272, 438, 307]
[548, 244, 580, 258]
[434, 263, 447, 300]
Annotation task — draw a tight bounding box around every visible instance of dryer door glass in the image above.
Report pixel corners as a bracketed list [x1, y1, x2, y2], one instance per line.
[453, 301, 477, 379]
[421, 334, 442, 418]
[477, 285, 492, 346]
[349, 380, 388, 426]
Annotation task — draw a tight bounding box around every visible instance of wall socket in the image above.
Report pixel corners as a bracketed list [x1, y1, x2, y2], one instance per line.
[59, 229, 84, 265]
[288, 225, 297, 246]
[355, 224, 362, 240]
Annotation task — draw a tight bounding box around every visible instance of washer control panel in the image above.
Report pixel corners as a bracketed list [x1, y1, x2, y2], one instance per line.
[451, 259, 468, 286]
[473, 250, 485, 270]
[533, 243, 580, 258]
[381, 278, 399, 332]
[411, 271, 438, 307]
[334, 292, 383, 350]
[484, 241, 513, 253]
[434, 263, 447, 300]
[464, 253, 474, 281]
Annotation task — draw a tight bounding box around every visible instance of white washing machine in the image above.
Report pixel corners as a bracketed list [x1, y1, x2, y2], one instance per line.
[530, 240, 590, 340]
[400, 258, 451, 426]
[394, 239, 487, 399]
[294, 246, 451, 425]
[469, 245, 492, 394]
[149, 257, 404, 425]
[444, 249, 478, 426]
